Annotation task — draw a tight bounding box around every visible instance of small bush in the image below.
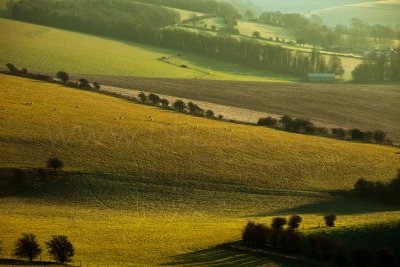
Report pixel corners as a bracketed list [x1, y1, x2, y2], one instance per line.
[138, 92, 148, 103]
[47, 158, 64, 171]
[324, 215, 337, 227]
[288, 215, 302, 230]
[93, 82, 101, 90]
[6, 63, 19, 74]
[205, 110, 215, 118]
[148, 94, 161, 105]
[79, 79, 91, 89]
[374, 130, 386, 144]
[332, 128, 347, 139]
[173, 100, 187, 112]
[242, 221, 270, 246]
[257, 117, 277, 127]
[160, 99, 169, 107]
[14, 233, 42, 262]
[56, 71, 69, 83]
[271, 217, 287, 231]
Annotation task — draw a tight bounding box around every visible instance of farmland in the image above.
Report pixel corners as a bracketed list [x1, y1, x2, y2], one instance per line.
[0, 74, 399, 265]
[0, 18, 296, 82]
[78, 75, 400, 142]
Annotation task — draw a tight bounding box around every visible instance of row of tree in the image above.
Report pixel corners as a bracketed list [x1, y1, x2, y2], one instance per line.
[257, 115, 390, 145]
[137, 92, 216, 118]
[4, 64, 101, 91]
[254, 11, 400, 51]
[1, 233, 74, 264]
[7, 1, 341, 77]
[242, 217, 397, 267]
[354, 169, 400, 204]
[352, 49, 400, 82]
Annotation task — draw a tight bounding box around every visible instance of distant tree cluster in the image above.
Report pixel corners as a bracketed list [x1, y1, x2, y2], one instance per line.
[352, 48, 400, 82]
[242, 216, 397, 267]
[257, 114, 390, 145]
[12, 233, 74, 264]
[137, 92, 216, 119]
[3, 64, 101, 91]
[256, 11, 400, 52]
[354, 169, 400, 204]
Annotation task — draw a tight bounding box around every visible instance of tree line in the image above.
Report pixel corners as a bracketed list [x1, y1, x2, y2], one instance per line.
[254, 11, 400, 52]
[242, 217, 397, 267]
[257, 115, 391, 145]
[3, 65, 393, 146]
[7, 1, 342, 77]
[352, 48, 400, 82]
[354, 169, 400, 204]
[4, 64, 101, 91]
[0, 233, 74, 264]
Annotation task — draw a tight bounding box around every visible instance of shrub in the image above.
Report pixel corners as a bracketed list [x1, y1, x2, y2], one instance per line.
[257, 117, 277, 127]
[180, 64, 188, 68]
[14, 233, 42, 262]
[276, 229, 302, 252]
[288, 215, 302, 230]
[332, 128, 347, 139]
[173, 100, 187, 112]
[218, 115, 224, 120]
[46, 236, 75, 264]
[160, 99, 169, 107]
[271, 217, 287, 231]
[205, 110, 215, 118]
[56, 71, 69, 84]
[187, 101, 204, 116]
[6, 63, 19, 74]
[138, 92, 148, 103]
[93, 82, 101, 90]
[324, 215, 337, 227]
[148, 94, 161, 105]
[242, 221, 269, 246]
[350, 129, 366, 141]
[47, 158, 64, 171]
[374, 130, 386, 144]
[79, 79, 91, 89]
[280, 115, 293, 130]
[253, 31, 261, 38]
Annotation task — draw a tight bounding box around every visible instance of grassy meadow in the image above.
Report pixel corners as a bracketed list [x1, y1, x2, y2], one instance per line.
[0, 18, 297, 82]
[0, 74, 400, 266]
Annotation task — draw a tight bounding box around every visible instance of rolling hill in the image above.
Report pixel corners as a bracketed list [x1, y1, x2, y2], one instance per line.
[0, 18, 296, 82]
[0, 74, 399, 265]
[77, 75, 400, 142]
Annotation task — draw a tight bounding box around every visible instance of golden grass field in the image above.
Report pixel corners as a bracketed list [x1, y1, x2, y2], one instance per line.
[0, 74, 399, 266]
[0, 18, 297, 83]
[80, 75, 400, 142]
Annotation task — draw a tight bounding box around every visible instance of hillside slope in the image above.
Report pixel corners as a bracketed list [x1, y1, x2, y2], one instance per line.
[0, 18, 296, 82]
[1, 74, 400, 266]
[1, 74, 399, 190]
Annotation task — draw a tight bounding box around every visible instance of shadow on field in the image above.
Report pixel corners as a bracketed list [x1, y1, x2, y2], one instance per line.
[0, 259, 59, 266]
[163, 243, 309, 267]
[247, 196, 400, 217]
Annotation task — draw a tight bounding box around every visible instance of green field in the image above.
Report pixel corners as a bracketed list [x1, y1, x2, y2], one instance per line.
[0, 75, 399, 266]
[0, 18, 297, 82]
